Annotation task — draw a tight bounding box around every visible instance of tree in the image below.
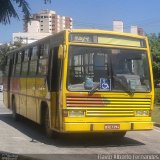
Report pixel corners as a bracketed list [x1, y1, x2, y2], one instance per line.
[0, 0, 51, 24]
[0, 42, 24, 71]
[0, 44, 10, 71]
[147, 33, 160, 85]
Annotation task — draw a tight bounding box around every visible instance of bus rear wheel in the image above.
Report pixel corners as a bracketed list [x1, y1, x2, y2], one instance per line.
[44, 107, 53, 138]
[12, 98, 19, 121]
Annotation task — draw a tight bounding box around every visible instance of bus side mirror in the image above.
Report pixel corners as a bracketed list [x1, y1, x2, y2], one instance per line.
[58, 45, 66, 59]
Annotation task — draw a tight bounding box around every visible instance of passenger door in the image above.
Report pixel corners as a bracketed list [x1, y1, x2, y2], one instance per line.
[48, 46, 60, 129]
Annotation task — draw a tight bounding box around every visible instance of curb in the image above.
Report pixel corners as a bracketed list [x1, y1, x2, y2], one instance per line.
[154, 123, 160, 128]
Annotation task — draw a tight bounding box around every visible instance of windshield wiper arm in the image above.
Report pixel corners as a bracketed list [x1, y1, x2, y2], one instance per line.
[89, 83, 100, 94]
[113, 76, 134, 95]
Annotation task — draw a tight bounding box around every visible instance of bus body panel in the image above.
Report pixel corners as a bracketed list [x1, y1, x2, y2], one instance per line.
[63, 122, 153, 132]
[19, 78, 27, 117]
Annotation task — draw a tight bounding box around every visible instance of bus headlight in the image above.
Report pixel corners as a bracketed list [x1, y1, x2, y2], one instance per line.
[135, 110, 149, 116]
[69, 110, 85, 117]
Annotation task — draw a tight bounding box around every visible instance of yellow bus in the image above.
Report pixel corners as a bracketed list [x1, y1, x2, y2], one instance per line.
[3, 29, 154, 138]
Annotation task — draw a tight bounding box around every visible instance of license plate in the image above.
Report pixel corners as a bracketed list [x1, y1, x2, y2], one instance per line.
[105, 124, 120, 130]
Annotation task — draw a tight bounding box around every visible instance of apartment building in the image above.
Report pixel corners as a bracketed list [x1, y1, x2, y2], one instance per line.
[13, 10, 73, 44]
[24, 10, 73, 33]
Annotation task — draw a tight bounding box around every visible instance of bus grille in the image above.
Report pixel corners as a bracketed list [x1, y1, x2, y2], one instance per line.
[66, 94, 151, 117]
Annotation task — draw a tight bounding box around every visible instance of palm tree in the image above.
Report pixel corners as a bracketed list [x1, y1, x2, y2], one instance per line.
[0, 0, 51, 24]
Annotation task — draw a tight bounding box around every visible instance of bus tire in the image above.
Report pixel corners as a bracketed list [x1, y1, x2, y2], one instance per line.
[110, 131, 126, 139]
[44, 107, 53, 138]
[12, 98, 19, 121]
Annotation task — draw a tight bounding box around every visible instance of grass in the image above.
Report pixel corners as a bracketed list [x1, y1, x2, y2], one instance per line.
[152, 88, 160, 124]
[152, 105, 160, 124]
[155, 88, 160, 104]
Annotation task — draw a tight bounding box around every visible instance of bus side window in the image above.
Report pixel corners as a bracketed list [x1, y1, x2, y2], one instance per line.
[38, 43, 49, 76]
[15, 51, 24, 76]
[21, 49, 29, 76]
[24, 49, 30, 61]
[14, 53, 18, 64]
[4, 56, 10, 77]
[29, 47, 38, 76]
[11, 54, 16, 76]
[13, 53, 18, 76]
[39, 43, 49, 59]
[38, 58, 48, 76]
[17, 51, 23, 63]
[31, 46, 38, 60]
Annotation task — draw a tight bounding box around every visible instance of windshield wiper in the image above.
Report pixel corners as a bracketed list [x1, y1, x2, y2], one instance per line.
[88, 76, 135, 95]
[89, 83, 100, 94]
[113, 76, 135, 95]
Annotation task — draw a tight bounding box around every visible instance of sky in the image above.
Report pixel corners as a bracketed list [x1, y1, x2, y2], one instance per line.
[1, 0, 160, 43]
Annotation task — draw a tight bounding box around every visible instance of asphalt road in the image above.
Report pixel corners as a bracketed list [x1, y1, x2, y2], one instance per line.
[0, 92, 160, 160]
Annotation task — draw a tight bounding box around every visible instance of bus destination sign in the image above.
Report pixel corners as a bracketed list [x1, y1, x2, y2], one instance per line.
[69, 33, 97, 43]
[69, 33, 146, 48]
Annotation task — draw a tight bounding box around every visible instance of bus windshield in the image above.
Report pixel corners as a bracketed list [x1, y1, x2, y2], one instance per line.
[67, 45, 151, 93]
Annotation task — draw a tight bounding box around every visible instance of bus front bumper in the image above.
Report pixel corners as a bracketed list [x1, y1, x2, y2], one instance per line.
[63, 122, 153, 132]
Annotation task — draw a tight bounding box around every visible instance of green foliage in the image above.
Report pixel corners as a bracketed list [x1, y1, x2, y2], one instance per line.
[154, 88, 160, 103]
[0, 44, 10, 71]
[0, 0, 51, 24]
[0, 42, 24, 71]
[152, 104, 160, 124]
[147, 33, 160, 85]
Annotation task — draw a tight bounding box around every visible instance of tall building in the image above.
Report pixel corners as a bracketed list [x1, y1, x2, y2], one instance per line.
[130, 26, 145, 36]
[13, 9, 73, 44]
[24, 10, 73, 33]
[113, 20, 124, 32]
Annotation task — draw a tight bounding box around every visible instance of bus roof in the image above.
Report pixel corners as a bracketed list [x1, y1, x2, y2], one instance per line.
[7, 29, 146, 55]
[67, 29, 146, 39]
